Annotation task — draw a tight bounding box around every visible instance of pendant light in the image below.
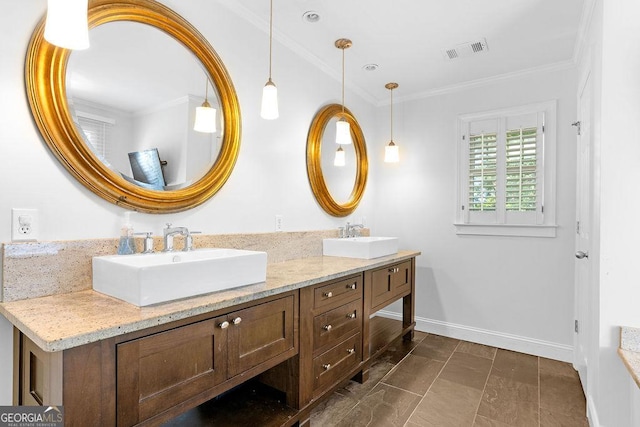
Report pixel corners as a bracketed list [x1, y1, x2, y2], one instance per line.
[260, 0, 279, 119]
[44, 0, 90, 50]
[334, 146, 346, 167]
[194, 78, 217, 133]
[384, 82, 400, 163]
[335, 38, 352, 145]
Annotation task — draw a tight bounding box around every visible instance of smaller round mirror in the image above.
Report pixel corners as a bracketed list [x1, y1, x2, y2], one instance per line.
[306, 104, 368, 217]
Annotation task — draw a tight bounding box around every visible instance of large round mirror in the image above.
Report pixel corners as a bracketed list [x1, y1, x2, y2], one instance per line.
[306, 104, 368, 217]
[26, 0, 240, 213]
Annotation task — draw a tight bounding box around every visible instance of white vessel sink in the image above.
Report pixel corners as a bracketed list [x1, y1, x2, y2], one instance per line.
[92, 248, 267, 306]
[323, 237, 399, 259]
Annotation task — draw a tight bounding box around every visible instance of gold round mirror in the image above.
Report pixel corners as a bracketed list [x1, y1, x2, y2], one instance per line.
[25, 0, 241, 213]
[306, 104, 368, 217]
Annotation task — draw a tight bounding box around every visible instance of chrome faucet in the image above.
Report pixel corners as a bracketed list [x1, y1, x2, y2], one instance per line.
[345, 222, 364, 238]
[162, 223, 191, 252]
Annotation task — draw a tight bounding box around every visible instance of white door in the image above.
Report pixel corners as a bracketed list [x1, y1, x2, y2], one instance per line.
[574, 70, 592, 395]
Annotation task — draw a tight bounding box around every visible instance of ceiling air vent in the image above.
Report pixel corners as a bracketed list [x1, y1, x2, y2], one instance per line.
[442, 38, 489, 61]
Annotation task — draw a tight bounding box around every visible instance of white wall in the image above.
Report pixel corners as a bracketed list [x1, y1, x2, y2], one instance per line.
[372, 66, 578, 361]
[580, 0, 640, 425]
[0, 0, 376, 404]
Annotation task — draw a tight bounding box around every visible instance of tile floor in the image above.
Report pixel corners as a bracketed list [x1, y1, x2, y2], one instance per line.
[310, 331, 589, 427]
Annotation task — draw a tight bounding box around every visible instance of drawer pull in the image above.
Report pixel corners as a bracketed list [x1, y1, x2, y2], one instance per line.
[324, 291, 333, 298]
[232, 317, 242, 325]
[323, 324, 333, 331]
[347, 283, 357, 290]
[346, 348, 356, 355]
[219, 321, 230, 329]
[388, 267, 399, 273]
[322, 363, 331, 370]
[346, 312, 356, 319]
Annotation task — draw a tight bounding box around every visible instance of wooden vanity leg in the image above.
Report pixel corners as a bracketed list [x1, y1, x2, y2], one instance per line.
[402, 258, 416, 341]
[352, 367, 369, 384]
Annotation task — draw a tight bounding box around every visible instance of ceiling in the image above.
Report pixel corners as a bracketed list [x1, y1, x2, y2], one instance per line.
[220, 0, 586, 104]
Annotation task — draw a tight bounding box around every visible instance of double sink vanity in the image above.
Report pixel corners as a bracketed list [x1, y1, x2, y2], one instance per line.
[1, 232, 419, 426]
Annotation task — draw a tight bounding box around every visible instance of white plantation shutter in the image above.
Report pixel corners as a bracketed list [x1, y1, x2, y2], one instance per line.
[468, 131, 498, 211]
[457, 101, 555, 237]
[76, 112, 114, 160]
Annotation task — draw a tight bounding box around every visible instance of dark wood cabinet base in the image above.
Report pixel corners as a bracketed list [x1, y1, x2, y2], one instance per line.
[14, 257, 416, 427]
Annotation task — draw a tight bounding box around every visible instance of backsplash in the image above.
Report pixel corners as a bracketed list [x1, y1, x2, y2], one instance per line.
[1, 229, 369, 303]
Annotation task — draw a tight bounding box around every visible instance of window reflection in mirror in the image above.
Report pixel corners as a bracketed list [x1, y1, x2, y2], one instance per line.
[321, 117, 357, 204]
[66, 21, 222, 191]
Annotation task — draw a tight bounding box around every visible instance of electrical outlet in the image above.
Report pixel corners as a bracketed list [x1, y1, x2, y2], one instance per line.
[275, 215, 283, 232]
[12, 208, 39, 242]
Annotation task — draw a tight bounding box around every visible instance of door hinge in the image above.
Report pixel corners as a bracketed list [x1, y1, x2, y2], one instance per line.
[575, 319, 579, 333]
[462, 205, 465, 211]
[541, 205, 544, 213]
[572, 121, 581, 136]
[576, 221, 580, 234]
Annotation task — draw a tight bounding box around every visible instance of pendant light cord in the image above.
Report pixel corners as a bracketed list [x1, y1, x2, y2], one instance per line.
[268, 0, 273, 81]
[341, 47, 345, 113]
[390, 88, 393, 141]
[204, 78, 209, 101]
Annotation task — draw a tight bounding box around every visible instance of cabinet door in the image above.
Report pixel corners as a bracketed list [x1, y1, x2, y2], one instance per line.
[370, 260, 412, 311]
[116, 316, 228, 426]
[228, 295, 295, 377]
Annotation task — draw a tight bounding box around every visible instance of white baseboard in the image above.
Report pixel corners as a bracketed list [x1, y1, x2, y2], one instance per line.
[587, 393, 600, 427]
[376, 310, 574, 363]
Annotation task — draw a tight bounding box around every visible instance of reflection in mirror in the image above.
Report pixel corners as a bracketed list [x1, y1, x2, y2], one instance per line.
[66, 21, 222, 190]
[321, 117, 357, 204]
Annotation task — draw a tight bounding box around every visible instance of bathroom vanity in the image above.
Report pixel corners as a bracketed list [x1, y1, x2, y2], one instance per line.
[3, 250, 418, 426]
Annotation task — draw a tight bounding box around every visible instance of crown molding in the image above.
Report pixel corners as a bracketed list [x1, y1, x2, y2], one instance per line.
[386, 60, 576, 107]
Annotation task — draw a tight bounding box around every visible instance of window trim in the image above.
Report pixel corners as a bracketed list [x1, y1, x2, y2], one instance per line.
[455, 100, 557, 238]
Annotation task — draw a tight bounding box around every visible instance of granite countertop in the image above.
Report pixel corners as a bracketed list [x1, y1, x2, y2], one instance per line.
[0, 251, 419, 352]
[618, 326, 640, 388]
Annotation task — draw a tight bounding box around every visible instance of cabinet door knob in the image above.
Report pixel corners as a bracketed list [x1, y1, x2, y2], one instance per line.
[232, 317, 242, 325]
[322, 363, 331, 370]
[346, 348, 355, 354]
[219, 321, 230, 329]
[323, 324, 332, 331]
[346, 312, 356, 319]
[324, 291, 333, 298]
[347, 283, 357, 290]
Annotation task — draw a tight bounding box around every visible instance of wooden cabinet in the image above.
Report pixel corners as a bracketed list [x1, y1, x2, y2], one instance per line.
[116, 316, 228, 426]
[116, 295, 296, 426]
[299, 274, 363, 403]
[14, 331, 62, 407]
[370, 260, 413, 312]
[12, 257, 417, 427]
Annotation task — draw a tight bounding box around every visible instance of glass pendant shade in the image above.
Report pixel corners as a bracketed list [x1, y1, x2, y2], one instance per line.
[334, 146, 346, 167]
[194, 100, 217, 133]
[261, 80, 279, 120]
[384, 141, 399, 163]
[44, 0, 90, 50]
[335, 119, 352, 145]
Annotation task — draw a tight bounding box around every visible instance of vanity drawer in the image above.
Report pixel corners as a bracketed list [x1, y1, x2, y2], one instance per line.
[313, 332, 361, 394]
[313, 274, 362, 310]
[313, 299, 362, 353]
[371, 260, 412, 311]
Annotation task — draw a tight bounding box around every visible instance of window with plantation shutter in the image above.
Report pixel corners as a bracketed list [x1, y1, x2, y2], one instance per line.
[76, 111, 115, 162]
[456, 101, 557, 238]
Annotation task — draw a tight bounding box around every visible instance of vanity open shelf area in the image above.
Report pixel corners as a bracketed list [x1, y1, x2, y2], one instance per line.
[3, 250, 418, 427]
